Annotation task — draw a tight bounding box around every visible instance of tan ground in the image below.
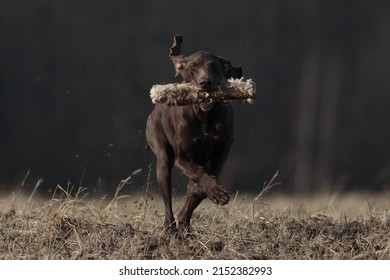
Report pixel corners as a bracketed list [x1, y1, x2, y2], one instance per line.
[1, 183, 389, 260]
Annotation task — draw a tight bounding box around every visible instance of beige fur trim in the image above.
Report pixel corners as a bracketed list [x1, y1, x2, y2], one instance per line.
[150, 78, 256, 106]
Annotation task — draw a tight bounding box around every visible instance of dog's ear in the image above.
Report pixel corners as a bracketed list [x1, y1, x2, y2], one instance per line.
[218, 56, 243, 79]
[169, 34, 183, 56]
[169, 34, 187, 78]
[169, 55, 187, 78]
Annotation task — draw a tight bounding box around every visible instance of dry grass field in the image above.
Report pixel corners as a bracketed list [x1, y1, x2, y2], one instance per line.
[1, 177, 390, 260]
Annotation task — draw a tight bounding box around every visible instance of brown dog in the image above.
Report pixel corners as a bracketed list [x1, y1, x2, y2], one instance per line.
[146, 35, 242, 233]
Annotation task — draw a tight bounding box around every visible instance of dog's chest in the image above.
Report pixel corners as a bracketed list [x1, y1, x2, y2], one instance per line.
[191, 108, 231, 147]
[195, 119, 227, 142]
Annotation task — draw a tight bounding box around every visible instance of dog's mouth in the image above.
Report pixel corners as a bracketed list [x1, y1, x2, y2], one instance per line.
[197, 84, 219, 111]
[195, 81, 223, 111]
[199, 84, 222, 112]
[199, 101, 214, 112]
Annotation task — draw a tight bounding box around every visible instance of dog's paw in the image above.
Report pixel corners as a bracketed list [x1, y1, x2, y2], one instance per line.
[199, 174, 230, 205]
[211, 186, 230, 205]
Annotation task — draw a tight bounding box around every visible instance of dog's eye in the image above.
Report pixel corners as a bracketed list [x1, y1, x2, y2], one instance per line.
[207, 60, 219, 69]
[188, 63, 198, 71]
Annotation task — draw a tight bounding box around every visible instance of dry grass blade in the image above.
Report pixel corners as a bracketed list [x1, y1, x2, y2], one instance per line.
[251, 171, 280, 220]
[21, 168, 31, 187]
[103, 169, 142, 212]
[22, 178, 43, 213]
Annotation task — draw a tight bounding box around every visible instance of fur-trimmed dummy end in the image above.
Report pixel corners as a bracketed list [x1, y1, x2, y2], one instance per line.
[150, 78, 256, 106]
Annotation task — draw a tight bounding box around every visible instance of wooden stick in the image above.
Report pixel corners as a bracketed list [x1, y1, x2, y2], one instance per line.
[150, 78, 256, 106]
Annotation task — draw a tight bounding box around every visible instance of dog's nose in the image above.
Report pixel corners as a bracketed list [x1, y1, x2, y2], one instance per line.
[199, 78, 212, 89]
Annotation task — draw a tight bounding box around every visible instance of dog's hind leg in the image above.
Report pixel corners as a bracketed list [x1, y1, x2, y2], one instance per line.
[155, 149, 176, 230]
[177, 181, 206, 233]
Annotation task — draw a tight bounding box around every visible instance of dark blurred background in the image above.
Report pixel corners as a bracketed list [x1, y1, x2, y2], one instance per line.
[1, 0, 390, 195]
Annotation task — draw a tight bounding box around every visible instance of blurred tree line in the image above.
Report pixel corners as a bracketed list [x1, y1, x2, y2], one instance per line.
[1, 0, 389, 194]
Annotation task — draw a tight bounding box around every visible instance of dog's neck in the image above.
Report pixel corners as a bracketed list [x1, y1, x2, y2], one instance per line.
[192, 102, 216, 138]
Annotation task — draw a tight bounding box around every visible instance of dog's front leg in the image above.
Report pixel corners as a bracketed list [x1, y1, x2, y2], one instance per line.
[174, 157, 230, 205]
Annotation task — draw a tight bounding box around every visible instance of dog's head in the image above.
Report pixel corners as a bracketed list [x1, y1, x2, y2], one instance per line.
[169, 35, 242, 91]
